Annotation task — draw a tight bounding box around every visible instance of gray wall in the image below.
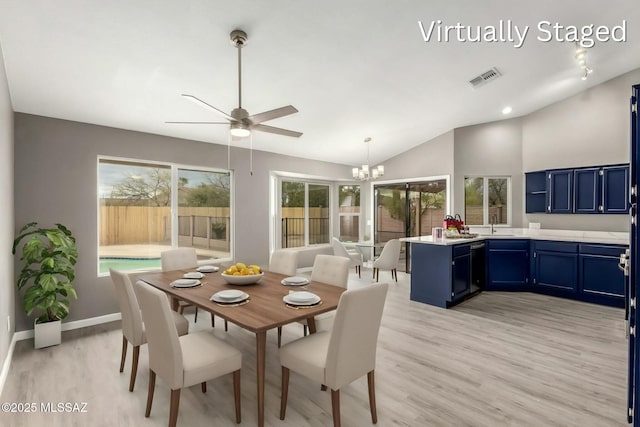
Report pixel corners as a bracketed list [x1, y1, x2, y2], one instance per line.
[0, 43, 14, 372]
[453, 118, 524, 227]
[521, 68, 640, 231]
[13, 114, 351, 332]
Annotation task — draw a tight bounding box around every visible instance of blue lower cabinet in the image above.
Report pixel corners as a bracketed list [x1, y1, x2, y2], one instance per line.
[409, 242, 471, 308]
[486, 240, 529, 290]
[532, 242, 579, 293]
[410, 239, 627, 309]
[579, 244, 626, 307]
[452, 251, 471, 300]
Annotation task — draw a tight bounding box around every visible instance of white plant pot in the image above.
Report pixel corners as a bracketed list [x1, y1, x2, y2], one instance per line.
[34, 319, 61, 349]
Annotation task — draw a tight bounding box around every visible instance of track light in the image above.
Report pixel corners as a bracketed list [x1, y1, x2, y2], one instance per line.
[575, 43, 593, 81]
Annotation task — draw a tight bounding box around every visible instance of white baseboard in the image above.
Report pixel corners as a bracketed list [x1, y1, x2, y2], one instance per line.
[14, 312, 122, 341]
[0, 333, 17, 398]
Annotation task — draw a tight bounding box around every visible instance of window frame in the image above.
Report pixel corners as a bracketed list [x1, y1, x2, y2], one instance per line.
[463, 175, 512, 226]
[337, 184, 361, 243]
[97, 155, 234, 277]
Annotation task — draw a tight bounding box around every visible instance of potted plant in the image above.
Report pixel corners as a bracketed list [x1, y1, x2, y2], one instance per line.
[12, 222, 78, 348]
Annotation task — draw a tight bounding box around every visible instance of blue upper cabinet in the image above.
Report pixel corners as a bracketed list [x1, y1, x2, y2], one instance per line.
[602, 165, 629, 213]
[525, 163, 630, 215]
[548, 170, 573, 213]
[525, 171, 548, 213]
[574, 168, 600, 214]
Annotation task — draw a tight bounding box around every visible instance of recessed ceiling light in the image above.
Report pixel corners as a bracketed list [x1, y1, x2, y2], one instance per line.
[502, 106, 512, 115]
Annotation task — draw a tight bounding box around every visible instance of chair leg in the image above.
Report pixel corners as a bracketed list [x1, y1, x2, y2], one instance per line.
[178, 305, 185, 315]
[331, 389, 341, 427]
[367, 370, 378, 424]
[372, 268, 376, 279]
[129, 345, 140, 392]
[233, 369, 241, 423]
[201, 382, 206, 393]
[277, 327, 282, 348]
[169, 389, 181, 427]
[303, 325, 308, 336]
[357, 265, 361, 278]
[225, 320, 228, 332]
[119, 335, 128, 373]
[280, 367, 289, 420]
[145, 370, 156, 417]
[376, 268, 379, 282]
[211, 314, 215, 328]
[393, 268, 397, 282]
[194, 307, 198, 323]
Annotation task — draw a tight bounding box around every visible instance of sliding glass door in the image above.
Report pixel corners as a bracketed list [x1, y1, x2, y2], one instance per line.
[374, 179, 447, 272]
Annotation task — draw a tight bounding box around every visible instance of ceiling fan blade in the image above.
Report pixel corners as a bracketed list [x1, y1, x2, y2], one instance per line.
[181, 94, 234, 122]
[248, 105, 298, 125]
[252, 124, 303, 138]
[165, 121, 229, 124]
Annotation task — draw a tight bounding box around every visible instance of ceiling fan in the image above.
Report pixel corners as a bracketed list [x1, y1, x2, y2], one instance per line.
[167, 29, 302, 138]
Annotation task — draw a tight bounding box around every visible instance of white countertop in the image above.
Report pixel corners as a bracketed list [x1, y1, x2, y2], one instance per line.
[400, 228, 629, 246]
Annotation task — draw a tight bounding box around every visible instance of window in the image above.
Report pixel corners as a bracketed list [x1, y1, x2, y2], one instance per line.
[338, 185, 360, 242]
[464, 176, 510, 225]
[98, 158, 232, 274]
[280, 180, 330, 248]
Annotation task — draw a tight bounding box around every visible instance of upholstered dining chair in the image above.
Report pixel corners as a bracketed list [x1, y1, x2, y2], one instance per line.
[372, 239, 401, 282]
[331, 237, 363, 278]
[279, 283, 389, 427]
[298, 254, 350, 336]
[271, 250, 300, 348]
[135, 280, 242, 427]
[161, 248, 201, 323]
[109, 268, 189, 392]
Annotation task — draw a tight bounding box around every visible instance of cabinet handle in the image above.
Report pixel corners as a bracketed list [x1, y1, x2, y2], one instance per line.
[598, 205, 604, 212]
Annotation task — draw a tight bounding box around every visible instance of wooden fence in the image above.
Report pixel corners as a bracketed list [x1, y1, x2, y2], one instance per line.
[100, 206, 230, 246]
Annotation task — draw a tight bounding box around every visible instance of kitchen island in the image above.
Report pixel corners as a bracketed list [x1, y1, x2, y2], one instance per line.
[404, 229, 628, 308]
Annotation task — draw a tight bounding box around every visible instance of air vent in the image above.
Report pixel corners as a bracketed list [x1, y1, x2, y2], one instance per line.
[469, 67, 502, 89]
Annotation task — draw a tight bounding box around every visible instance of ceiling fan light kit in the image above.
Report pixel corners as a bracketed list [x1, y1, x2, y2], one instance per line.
[167, 29, 302, 139]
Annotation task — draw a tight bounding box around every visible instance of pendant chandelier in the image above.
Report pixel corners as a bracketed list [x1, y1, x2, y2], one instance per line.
[352, 137, 384, 181]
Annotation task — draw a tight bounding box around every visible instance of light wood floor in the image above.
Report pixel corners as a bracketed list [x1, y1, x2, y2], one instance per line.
[1, 271, 629, 426]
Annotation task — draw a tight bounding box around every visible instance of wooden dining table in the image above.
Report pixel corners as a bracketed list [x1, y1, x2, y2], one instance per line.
[138, 269, 346, 427]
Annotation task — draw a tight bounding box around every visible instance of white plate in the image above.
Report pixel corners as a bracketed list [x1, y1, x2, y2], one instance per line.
[170, 279, 201, 288]
[210, 292, 249, 304]
[183, 272, 205, 279]
[197, 265, 219, 273]
[215, 289, 245, 300]
[281, 276, 309, 286]
[283, 291, 321, 305]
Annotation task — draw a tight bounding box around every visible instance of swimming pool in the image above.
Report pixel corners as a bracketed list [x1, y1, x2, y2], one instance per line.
[99, 257, 161, 274]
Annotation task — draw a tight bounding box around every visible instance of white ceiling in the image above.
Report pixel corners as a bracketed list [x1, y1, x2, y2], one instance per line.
[0, 0, 639, 167]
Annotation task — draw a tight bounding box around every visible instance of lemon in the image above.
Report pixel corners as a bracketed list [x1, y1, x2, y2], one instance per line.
[233, 272, 241, 276]
[236, 262, 247, 270]
[249, 264, 261, 273]
[228, 265, 238, 274]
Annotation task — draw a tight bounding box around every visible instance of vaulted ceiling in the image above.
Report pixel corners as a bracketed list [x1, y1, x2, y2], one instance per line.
[0, 0, 639, 166]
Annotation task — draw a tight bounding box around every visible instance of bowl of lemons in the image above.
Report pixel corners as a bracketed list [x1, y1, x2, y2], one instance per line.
[221, 262, 264, 285]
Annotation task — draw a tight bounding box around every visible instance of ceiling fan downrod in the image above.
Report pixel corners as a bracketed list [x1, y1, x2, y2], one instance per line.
[230, 30, 248, 110]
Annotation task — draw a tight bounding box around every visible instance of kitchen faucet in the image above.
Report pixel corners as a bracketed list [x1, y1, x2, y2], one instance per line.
[490, 214, 498, 235]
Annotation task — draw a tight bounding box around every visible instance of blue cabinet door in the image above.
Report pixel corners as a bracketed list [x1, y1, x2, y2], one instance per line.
[548, 170, 574, 213]
[574, 168, 600, 214]
[602, 165, 629, 213]
[579, 254, 625, 297]
[486, 240, 529, 290]
[452, 253, 471, 300]
[534, 250, 578, 292]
